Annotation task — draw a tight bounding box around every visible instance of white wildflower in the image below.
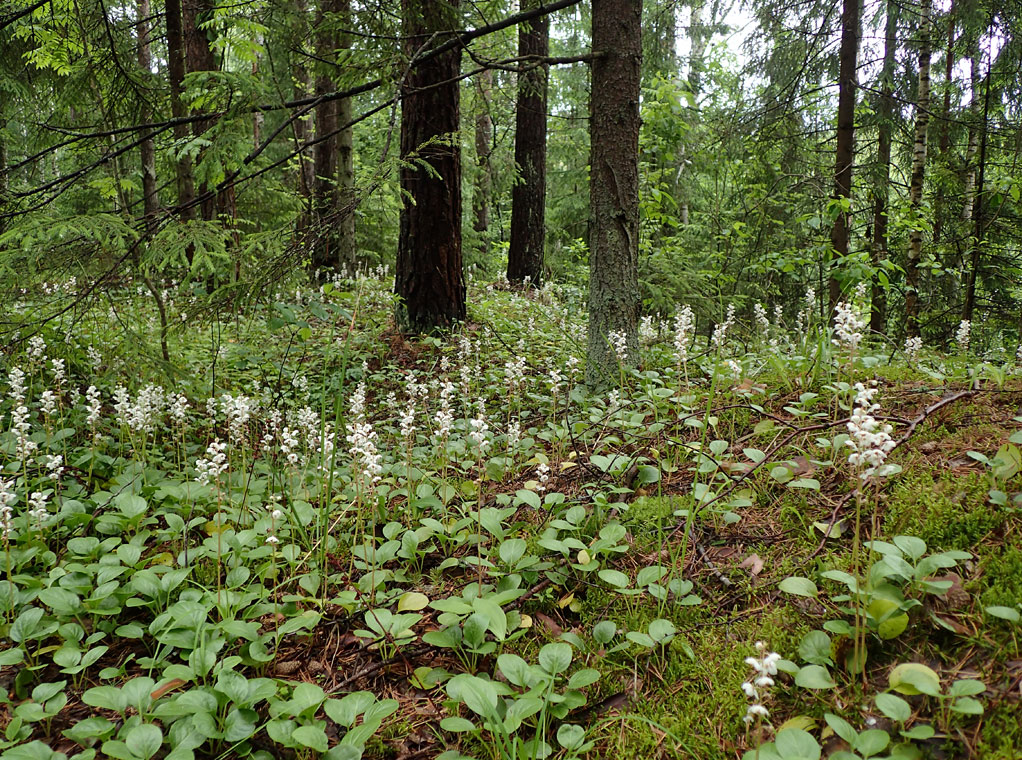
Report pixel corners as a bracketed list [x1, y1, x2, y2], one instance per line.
[608, 330, 629, 364]
[846, 382, 896, 480]
[674, 305, 695, 364]
[742, 641, 781, 725]
[196, 439, 229, 487]
[832, 297, 867, 352]
[39, 390, 57, 417]
[711, 305, 736, 352]
[904, 336, 923, 360]
[639, 315, 657, 344]
[8, 367, 27, 405]
[955, 320, 971, 352]
[27, 335, 46, 361]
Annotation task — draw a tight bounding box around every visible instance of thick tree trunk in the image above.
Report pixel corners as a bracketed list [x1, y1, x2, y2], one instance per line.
[905, 0, 932, 337]
[336, 0, 356, 273]
[870, 0, 896, 336]
[962, 66, 990, 323]
[137, 0, 158, 232]
[586, 0, 642, 389]
[165, 0, 195, 228]
[508, 3, 549, 286]
[337, 91, 356, 272]
[827, 0, 859, 317]
[293, 0, 314, 233]
[395, 0, 465, 332]
[311, 0, 340, 273]
[473, 67, 493, 236]
[183, 0, 218, 223]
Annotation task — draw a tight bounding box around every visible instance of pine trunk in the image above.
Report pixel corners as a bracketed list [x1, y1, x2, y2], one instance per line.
[586, 0, 642, 390]
[311, 0, 340, 273]
[870, 0, 896, 335]
[962, 66, 990, 323]
[905, 0, 932, 337]
[827, 0, 859, 317]
[183, 0, 218, 223]
[137, 0, 158, 232]
[395, 0, 465, 332]
[473, 67, 493, 236]
[336, 0, 356, 273]
[165, 0, 195, 227]
[508, 2, 549, 286]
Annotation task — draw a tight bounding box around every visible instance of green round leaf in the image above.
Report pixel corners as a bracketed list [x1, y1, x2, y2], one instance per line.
[125, 724, 163, 760]
[889, 663, 941, 696]
[794, 665, 835, 690]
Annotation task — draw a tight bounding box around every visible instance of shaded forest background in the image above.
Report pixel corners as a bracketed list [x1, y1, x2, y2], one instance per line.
[1, 0, 1021, 355]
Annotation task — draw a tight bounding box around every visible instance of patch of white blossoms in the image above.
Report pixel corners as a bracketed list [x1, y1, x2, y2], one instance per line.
[711, 304, 736, 352]
[742, 641, 781, 725]
[904, 336, 923, 361]
[832, 288, 868, 353]
[608, 330, 628, 365]
[955, 319, 971, 353]
[674, 305, 695, 365]
[196, 439, 229, 487]
[846, 382, 896, 480]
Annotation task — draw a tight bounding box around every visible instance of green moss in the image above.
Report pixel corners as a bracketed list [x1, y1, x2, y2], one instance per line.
[883, 469, 999, 551]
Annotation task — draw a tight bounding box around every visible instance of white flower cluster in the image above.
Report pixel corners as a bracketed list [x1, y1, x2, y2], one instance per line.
[832, 296, 867, 352]
[346, 421, 381, 487]
[904, 336, 923, 360]
[674, 305, 695, 364]
[955, 319, 971, 352]
[8, 367, 26, 405]
[11, 404, 37, 460]
[608, 330, 628, 364]
[0, 479, 14, 539]
[846, 382, 896, 480]
[742, 641, 781, 724]
[434, 380, 454, 439]
[84, 386, 102, 428]
[27, 335, 47, 361]
[219, 393, 255, 443]
[28, 490, 49, 528]
[711, 305, 736, 352]
[196, 439, 229, 486]
[753, 303, 770, 339]
[639, 315, 657, 344]
[169, 393, 189, 425]
[469, 416, 491, 458]
[535, 461, 550, 491]
[40, 390, 57, 417]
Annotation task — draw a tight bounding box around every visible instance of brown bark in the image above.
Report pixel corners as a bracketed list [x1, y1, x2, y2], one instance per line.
[336, 0, 356, 273]
[827, 0, 859, 318]
[962, 65, 990, 323]
[931, 7, 954, 246]
[293, 0, 314, 232]
[905, 0, 932, 337]
[586, 0, 642, 389]
[508, 3, 549, 286]
[473, 67, 493, 236]
[165, 0, 195, 226]
[137, 0, 158, 232]
[395, 0, 465, 332]
[183, 0, 218, 223]
[870, 0, 896, 336]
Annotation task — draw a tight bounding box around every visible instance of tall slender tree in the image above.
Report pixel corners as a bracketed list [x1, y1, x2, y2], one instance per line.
[395, 0, 465, 332]
[508, 0, 550, 286]
[586, 0, 642, 388]
[905, 0, 933, 337]
[869, 0, 897, 335]
[827, 0, 859, 316]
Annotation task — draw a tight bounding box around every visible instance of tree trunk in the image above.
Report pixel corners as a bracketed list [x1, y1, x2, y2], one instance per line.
[904, 0, 932, 337]
[183, 0, 218, 223]
[870, 0, 896, 336]
[310, 0, 344, 273]
[586, 0, 642, 389]
[931, 7, 954, 247]
[961, 39, 981, 224]
[395, 0, 465, 332]
[165, 0, 195, 228]
[827, 0, 859, 317]
[508, 2, 549, 286]
[962, 65, 990, 323]
[137, 0, 158, 232]
[473, 67, 493, 236]
[336, 0, 356, 273]
[293, 0, 314, 233]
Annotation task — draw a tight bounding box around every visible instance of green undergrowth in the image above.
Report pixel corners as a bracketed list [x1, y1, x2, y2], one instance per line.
[0, 275, 1020, 760]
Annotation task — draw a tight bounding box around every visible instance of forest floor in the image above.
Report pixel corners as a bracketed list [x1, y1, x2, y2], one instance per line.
[1, 275, 1020, 760]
